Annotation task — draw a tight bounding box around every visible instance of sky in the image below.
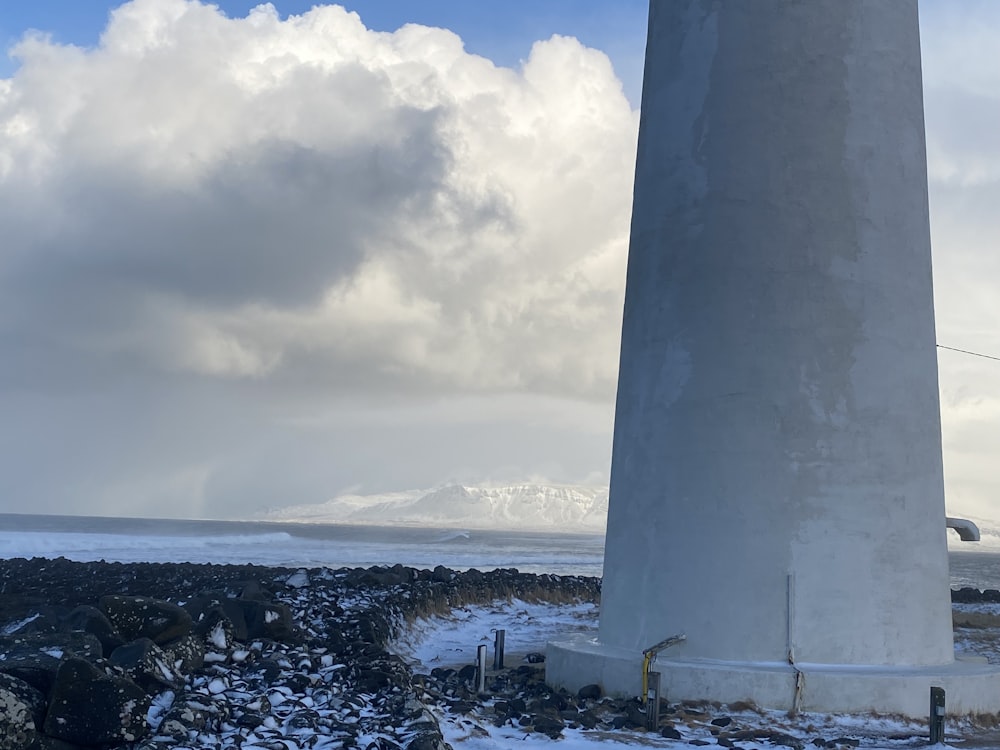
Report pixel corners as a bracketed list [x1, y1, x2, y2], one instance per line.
[0, 1, 998, 521]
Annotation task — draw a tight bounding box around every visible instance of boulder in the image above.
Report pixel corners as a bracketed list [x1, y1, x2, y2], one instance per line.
[161, 633, 205, 674]
[184, 596, 248, 642]
[661, 726, 683, 740]
[406, 734, 447, 750]
[0, 632, 103, 694]
[43, 657, 150, 745]
[109, 638, 181, 690]
[0, 674, 45, 731]
[238, 599, 296, 642]
[431, 566, 453, 583]
[99, 596, 192, 645]
[66, 604, 125, 654]
[357, 668, 392, 693]
[0, 673, 42, 750]
[531, 715, 565, 739]
[0, 632, 102, 661]
[238, 581, 273, 600]
[157, 700, 212, 738]
[65, 605, 124, 654]
[577, 683, 602, 700]
[0, 653, 61, 697]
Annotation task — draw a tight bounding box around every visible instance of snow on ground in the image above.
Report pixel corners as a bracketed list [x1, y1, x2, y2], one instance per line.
[391, 600, 997, 750]
[954, 605, 1000, 672]
[432, 711, 944, 750]
[392, 599, 599, 670]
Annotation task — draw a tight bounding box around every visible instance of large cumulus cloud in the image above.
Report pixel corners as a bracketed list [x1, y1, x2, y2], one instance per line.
[0, 0, 636, 395]
[4, 1, 998, 523]
[0, 0, 636, 517]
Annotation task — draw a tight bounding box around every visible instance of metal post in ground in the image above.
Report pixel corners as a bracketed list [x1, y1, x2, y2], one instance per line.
[930, 686, 945, 745]
[493, 629, 505, 670]
[476, 644, 487, 693]
[645, 671, 661, 731]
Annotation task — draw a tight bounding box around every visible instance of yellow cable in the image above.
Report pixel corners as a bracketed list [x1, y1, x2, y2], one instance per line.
[641, 652, 652, 703]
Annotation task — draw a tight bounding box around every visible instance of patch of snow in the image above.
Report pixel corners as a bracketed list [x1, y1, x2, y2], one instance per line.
[1, 613, 40, 635]
[396, 599, 976, 750]
[146, 690, 175, 731]
[209, 621, 228, 649]
[954, 602, 1000, 615]
[285, 569, 310, 588]
[154, 658, 174, 682]
[392, 599, 598, 671]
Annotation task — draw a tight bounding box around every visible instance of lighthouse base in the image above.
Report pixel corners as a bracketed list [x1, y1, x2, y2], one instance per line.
[546, 636, 1000, 718]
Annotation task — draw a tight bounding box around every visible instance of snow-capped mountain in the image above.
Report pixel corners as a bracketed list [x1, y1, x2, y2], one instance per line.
[263, 485, 993, 543]
[261, 484, 610, 532]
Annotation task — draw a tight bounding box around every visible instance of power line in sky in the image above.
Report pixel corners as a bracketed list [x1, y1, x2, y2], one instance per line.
[937, 344, 1000, 363]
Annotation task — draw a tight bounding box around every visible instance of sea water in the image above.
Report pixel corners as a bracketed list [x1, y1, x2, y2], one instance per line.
[0, 513, 605, 576]
[1, 513, 997, 587]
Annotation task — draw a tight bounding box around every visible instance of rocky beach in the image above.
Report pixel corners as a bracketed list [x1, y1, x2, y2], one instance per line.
[0, 557, 605, 749]
[2, 557, 1000, 750]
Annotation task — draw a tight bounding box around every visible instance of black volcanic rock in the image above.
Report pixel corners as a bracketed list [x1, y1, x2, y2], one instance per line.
[0, 672, 44, 749]
[43, 657, 150, 745]
[99, 595, 192, 645]
[238, 598, 297, 642]
[0, 557, 602, 750]
[109, 637, 181, 690]
[65, 605, 124, 654]
[0, 632, 103, 695]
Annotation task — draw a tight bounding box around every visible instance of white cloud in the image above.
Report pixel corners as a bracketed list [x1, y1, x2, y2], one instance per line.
[0, 0, 637, 402]
[0, 0, 636, 516]
[922, 3, 1000, 189]
[921, 2, 1000, 522]
[2, 1, 997, 523]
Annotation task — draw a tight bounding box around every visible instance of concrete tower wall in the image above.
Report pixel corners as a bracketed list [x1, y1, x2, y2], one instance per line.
[598, 0, 952, 669]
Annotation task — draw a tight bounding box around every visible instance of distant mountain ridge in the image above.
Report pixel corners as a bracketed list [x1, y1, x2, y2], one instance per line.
[261, 485, 997, 543]
[261, 484, 610, 532]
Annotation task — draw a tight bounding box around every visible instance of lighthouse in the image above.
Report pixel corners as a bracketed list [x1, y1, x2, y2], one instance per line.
[547, 0, 1000, 716]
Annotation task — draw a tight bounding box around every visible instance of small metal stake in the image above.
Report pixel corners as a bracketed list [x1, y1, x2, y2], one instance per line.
[476, 644, 487, 693]
[645, 671, 661, 730]
[493, 629, 506, 670]
[929, 686, 945, 745]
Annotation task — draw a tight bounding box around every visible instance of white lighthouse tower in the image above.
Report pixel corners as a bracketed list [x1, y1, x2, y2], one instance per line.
[547, 0, 1000, 716]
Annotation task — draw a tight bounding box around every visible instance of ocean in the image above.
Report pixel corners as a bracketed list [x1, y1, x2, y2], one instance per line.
[1, 512, 997, 589]
[0, 513, 606, 576]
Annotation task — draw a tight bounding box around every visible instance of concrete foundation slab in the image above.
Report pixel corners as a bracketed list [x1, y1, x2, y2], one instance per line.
[548, 636, 1000, 718]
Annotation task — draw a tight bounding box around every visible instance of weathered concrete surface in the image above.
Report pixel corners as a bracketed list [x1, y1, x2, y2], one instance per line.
[548, 0, 1000, 716]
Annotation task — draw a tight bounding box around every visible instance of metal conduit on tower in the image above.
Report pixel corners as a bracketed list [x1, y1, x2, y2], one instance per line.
[546, 0, 1000, 716]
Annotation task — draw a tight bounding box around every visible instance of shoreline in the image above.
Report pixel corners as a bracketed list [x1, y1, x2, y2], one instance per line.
[1, 557, 999, 749]
[0, 557, 598, 749]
